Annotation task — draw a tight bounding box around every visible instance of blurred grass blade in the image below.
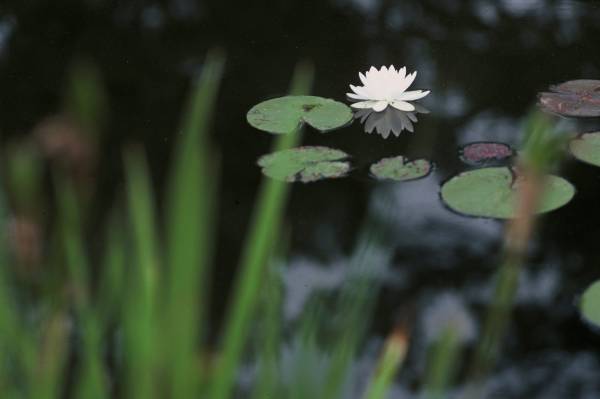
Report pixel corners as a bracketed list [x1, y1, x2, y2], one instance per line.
[163, 50, 225, 398]
[97, 210, 126, 324]
[322, 201, 395, 399]
[421, 329, 461, 399]
[31, 311, 70, 399]
[123, 148, 160, 399]
[0, 180, 37, 394]
[54, 174, 108, 399]
[6, 140, 43, 217]
[250, 238, 288, 399]
[362, 328, 408, 399]
[209, 61, 314, 399]
[64, 58, 108, 139]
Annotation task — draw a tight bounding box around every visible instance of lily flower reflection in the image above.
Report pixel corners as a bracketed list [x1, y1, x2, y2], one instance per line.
[354, 104, 430, 139]
[347, 65, 430, 112]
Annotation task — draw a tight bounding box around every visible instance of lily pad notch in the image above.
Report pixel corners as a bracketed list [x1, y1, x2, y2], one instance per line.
[257, 146, 351, 183]
[440, 167, 575, 219]
[247, 95, 353, 134]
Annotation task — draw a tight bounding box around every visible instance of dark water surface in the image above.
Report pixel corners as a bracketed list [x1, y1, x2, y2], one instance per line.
[2, 0, 600, 397]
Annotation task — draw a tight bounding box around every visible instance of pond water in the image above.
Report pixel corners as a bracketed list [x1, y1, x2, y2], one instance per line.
[2, 0, 600, 397]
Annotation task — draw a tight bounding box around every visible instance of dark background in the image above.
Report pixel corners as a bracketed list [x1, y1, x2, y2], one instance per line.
[2, 0, 600, 395]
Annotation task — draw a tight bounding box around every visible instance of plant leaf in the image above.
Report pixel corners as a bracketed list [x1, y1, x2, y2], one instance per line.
[459, 142, 514, 167]
[257, 146, 350, 183]
[440, 167, 574, 219]
[538, 79, 600, 117]
[569, 131, 600, 167]
[580, 280, 600, 329]
[370, 156, 432, 181]
[247, 96, 353, 134]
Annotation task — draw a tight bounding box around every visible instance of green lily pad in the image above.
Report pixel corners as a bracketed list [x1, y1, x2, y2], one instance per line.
[569, 131, 600, 167]
[370, 156, 432, 181]
[247, 96, 353, 134]
[440, 167, 575, 219]
[580, 280, 600, 329]
[257, 146, 350, 183]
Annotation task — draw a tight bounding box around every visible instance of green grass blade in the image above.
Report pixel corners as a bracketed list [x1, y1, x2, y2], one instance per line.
[209, 61, 314, 399]
[421, 329, 461, 399]
[54, 174, 108, 399]
[163, 50, 225, 398]
[64, 58, 108, 139]
[123, 148, 161, 399]
[322, 203, 395, 399]
[0, 180, 35, 395]
[250, 261, 285, 399]
[30, 311, 70, 399]
[362, 329, 408, 399]
[97, 210, 126, 324]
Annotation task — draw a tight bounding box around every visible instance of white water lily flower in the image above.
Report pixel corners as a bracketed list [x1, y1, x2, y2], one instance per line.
[347, 65, 430, 112]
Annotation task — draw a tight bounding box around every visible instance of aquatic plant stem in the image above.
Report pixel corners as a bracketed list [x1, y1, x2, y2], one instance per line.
[466, 166, 542, 395]
[208, 61, 314, 399]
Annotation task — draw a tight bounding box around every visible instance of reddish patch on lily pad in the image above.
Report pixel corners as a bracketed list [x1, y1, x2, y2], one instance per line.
[459, 142, 514, 166]
[538, 79, 600, 117]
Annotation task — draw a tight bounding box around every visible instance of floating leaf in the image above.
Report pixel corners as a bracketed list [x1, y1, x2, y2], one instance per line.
[538, 79, 600, 117]
[569, 131, 600, 167]
[459, 142, 514, 166]
[257, 146, 350, 183]
[440, 167, 574, 219]
[247, 96, 353, 134]
[370, 156, 432, 181]
[580, 280, 600, 329]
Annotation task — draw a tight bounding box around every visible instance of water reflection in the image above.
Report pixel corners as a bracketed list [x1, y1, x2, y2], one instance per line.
[354, 104, 429, 138]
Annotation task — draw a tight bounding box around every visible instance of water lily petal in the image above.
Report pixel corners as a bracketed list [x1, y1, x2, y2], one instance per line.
[390, 100, 415, 111]
[349, 84, 373, 98]
[393, 71, 417, 97]
[346, 92, 369, 100]
[351, 100, 378, 109]
[372, 100, 389, 112]
[398, 66, 406, 80]
[359, 72, 368, 85]
[397, 90, 430, 101]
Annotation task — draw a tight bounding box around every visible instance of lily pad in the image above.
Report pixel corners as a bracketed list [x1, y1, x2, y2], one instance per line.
[580, 280, 600, 329]
[370, 156, 432, 181]
[257, 146, 350, 183]
[538, 79, 600, 117]
[247, 96, 353, 134]
[459, 142, 514, 166]
[440, 167, 575, 219]
[569, 131, 600, 167]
